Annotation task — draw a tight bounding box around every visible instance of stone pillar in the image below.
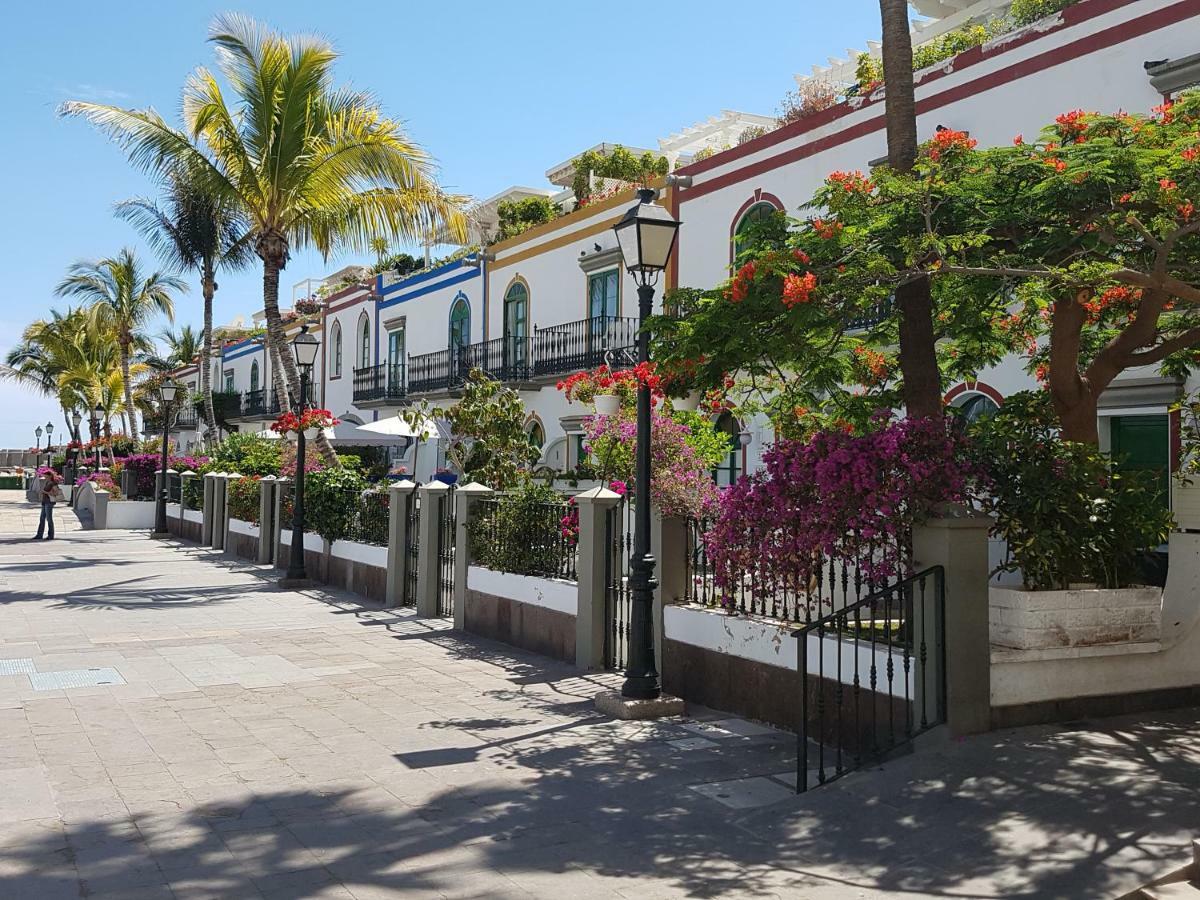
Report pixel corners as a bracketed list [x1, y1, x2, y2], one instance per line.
[94, 488, 109, 530]
[651, 510, 688, 676]
[211, 473, 228, 550]
[575, 486, 622, 670]
[273, 477, 291, 568]
[221, 474, 242, 553]
[257, 476, 276, 563]
[911, 509, 993, 737]
[386, 480, 418, 608]
[415, 482, 450, 617]
[201, 472, 219, 545]
[120, 468, 135, 500]
[452, 482, 494, 629]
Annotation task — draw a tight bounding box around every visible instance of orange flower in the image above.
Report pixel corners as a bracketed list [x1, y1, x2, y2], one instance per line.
[1160, 178, 1179, 192]
[1013, 134, 1024, 146]
[781, 271, 818, 308]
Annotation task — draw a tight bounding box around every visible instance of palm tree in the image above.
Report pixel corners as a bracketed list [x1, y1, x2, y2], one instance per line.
[55, 248, 186, 437]
[146, 324, 204, 371]
[2, 309, 92, 440]
[116, 166, 251, 436]
[61, 13, 467, 462]
[878, 0, 942, 419]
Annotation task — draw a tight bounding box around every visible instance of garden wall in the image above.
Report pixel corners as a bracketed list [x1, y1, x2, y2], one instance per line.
[327, 540, 387, 603]
[663, 604, 911, 742]
[103, 499, 156, 530]
[463, 566, 577, 663]
[227, 519, 260, 561]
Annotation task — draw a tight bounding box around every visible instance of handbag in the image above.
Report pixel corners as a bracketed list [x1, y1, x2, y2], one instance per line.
[49, 485, 66, 503]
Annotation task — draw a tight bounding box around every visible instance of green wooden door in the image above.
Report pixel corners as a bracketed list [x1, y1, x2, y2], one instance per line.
[1110, 414, 1170, 510]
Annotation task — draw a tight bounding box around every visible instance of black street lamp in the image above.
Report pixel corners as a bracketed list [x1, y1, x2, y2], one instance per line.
[153, 381, 179, 536]
[612, 187, 681, 700]
[70, 411, 82, 483]
[45, 423, 54, 468]
[285, 325, 321, 584]
[35, 426, 43, 468]
[92, 404, 104, 469]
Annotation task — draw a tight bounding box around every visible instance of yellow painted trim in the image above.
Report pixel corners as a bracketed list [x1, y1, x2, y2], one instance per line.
[494, 216, 620, 272]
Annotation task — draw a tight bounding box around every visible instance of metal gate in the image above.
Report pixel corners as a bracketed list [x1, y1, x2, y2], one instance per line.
[402, 492, 420, 607]
[435, 487, 456, 617]
[602, 497, 633, 669]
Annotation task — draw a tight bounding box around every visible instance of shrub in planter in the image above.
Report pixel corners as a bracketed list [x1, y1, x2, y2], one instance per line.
[305, 466, 368, 542]
[226, 476, 262, 525]
[970, 392, 1172, 590]
[469, 481, 570, 576]
[205, 432, 282, 477]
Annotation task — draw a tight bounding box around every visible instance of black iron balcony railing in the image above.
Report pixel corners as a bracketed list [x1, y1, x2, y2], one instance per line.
[464, 335, 532, 383]
[353, 363, 406, 403]
[532, 316, 639, 378]
[174, 405, 199, 430]
[240, 388, 286, 418]
[408, 348, 468, 395]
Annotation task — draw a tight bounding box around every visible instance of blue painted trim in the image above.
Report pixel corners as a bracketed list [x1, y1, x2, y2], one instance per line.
[223, 342, 264, 362]
[378, 268, 478, 310]
[379, 259, 480, 297]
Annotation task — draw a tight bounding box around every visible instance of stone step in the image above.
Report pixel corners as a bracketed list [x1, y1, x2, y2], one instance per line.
[1136, 882, 1200, 899]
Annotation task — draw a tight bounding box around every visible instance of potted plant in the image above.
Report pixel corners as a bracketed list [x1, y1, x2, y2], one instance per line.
[432, 467, 458, 486]
[270, 408, 340, 442]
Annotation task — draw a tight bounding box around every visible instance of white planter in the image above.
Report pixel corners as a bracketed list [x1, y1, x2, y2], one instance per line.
[989, 584, 1162, 650]
[1172, 478, 1200, 531]
[672, 392, 701, 412]
[303, 427, 320, 440]
[286, 430, 298, 441]
[593, 393, 620, 417]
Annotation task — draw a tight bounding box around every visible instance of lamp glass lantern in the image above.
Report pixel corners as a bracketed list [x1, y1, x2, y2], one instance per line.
[71, 411, 82, 430]
[613, 187, 681, 282]
[46, 422, 54, 436]
[158, 381, 180, 405]
[35, 426, 43, 440]
[291, 326, 320, 371]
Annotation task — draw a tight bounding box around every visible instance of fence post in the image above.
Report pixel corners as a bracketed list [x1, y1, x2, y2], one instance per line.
[273, 477, 290, 568]
[222, 474, 242, 552]
[257, 476, 276, 563]
[201, 473, 219, 545]
[575, 486, 622, 670]
[651, 508, 688, 676]
[211, 473, 228, 550]
[415, 482, 450, 617]
[453, 482, 494, 629]
[94, 488, 109, 530]
[911, 508, 993, 737]
[121, 468, 135, 500]
[386, 480, 418, 608]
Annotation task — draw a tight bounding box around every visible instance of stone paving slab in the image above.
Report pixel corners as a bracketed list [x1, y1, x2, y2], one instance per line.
[0, 492, 1197, 898]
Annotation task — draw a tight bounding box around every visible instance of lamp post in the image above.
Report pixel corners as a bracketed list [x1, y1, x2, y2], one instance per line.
[153, 381, 179, 537]
[285, 325, 320, 585]
[612, 187, 681, 700]
[35, 426, 43, 469]
[70, 411, 82, 484]
[92, 404, 104, 469]
[45, 423, 54, 469]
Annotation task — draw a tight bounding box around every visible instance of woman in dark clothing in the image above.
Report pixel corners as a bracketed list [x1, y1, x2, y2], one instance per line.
[34, 472, 61, 540]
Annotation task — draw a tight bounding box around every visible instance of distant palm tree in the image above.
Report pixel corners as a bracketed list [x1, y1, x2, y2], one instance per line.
[55, 248, 186, 437]
[61, 13, 467, 461]
[146, 324, 204, 371]
[116, 165, 252, 436]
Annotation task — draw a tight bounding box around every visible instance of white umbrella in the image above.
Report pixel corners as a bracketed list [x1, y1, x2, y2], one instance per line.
[355, 415, 438, 440]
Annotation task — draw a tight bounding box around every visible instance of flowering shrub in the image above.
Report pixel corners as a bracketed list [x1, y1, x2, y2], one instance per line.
[270, 408, 340, 435]
[706, 417, 975, 611]
[77, 471, 122, 500]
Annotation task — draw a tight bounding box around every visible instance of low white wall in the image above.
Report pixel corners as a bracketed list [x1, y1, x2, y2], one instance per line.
[991, 532, 1200, 707]
[183, 509, 203, 524]
[229, 518, 260, 538]
[331, 540, 387, 569]
[75, 481, 96, 514]
[104, 500, 156, 529]
[664, 604, 914, 699]
[278, 531, 325, 554]
[166, 502, 181, 519]
[467, 566, 577, 616]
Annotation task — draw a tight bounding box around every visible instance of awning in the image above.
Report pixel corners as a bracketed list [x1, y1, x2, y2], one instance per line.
[355, 415, 439, 441]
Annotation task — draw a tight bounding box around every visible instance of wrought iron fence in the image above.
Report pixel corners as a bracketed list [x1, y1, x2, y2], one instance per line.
[408, 348, 468, 394]
[435, 487, 456, 616]
[353, 363, 407, 403]
[339, 489, 390, 547]
[403, 492, 420, 606]
[684, 517, 912, 624]
[464, 335, 531, 383]
[603, 496, 635, 669]
[167, 472, 182, 504]
[470, 496, 577, 581]
[792, 566, 945, 793]
[532, 316, 639, 378]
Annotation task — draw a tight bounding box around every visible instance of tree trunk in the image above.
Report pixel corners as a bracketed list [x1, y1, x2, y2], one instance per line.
[1048, 291, 1101, 444]
[201, 261, 218, 437]
[879, 0, 943, 419]
[120, 336, 138, 438]
[258, 241, 337, 465]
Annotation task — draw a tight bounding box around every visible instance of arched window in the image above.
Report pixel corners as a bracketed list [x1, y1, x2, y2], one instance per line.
[954, 392, 1000, 424]
[357, 313, 370, 369]
[713, 411, 743, 487]
[331, 322, 343, 377]
[527, 420, 545, 456]
[249, 360, 259, 393]
[449, 296, 471, 350]
[732, 200, 780, 262]
[503, 281, 529, 372]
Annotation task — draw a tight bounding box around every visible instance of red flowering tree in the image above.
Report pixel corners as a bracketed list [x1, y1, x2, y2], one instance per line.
[654, 90, 1200, 443]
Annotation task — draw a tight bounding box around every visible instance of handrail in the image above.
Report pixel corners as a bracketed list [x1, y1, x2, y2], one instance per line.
[790, 565, 943, 639]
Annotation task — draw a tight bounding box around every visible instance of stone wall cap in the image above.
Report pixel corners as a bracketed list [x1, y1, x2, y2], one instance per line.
[575, 486, 622, 504]
[456, 481, 494, 495]
[418, 481, 451, 492]
[389, 479, 418, 491]
[260, 475, 277, 481]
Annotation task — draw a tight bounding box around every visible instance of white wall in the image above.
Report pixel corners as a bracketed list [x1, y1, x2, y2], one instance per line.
[467, 565, 578, 615]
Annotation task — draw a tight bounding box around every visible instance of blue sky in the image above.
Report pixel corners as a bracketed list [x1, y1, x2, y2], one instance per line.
[0, 0, 883, 449]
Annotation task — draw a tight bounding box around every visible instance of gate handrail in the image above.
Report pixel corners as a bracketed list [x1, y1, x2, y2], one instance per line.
[789, 565, 944, 640]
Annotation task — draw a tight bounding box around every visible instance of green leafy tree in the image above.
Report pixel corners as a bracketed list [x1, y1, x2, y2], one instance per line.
[62, 13, 467, 464]
[55, 248, 185, 437]
[437, 369, 536, 489]
[495, 196, 559, 241]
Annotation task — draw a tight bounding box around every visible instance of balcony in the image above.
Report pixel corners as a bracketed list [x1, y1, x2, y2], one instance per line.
[353, 363, 406, 405]
[532, 316, 638, 378]
[408, 338, 533, 395]
[237, 388, 286, 419]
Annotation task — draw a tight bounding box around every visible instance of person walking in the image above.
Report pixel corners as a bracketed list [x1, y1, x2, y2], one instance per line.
[34, 472, 63, 541]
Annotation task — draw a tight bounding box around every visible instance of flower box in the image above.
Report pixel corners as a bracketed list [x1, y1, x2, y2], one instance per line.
[989, 584, 1162, 650]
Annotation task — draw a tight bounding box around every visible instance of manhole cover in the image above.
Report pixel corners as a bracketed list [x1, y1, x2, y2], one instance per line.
[0, 658, 36, 676]
[29, 668, 126, 690]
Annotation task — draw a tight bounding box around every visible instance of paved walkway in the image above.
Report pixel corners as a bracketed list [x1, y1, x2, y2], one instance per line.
[0, 490, 1197, 899]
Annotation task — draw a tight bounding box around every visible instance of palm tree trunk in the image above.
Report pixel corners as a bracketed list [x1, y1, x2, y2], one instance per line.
[201, 262, 218, 437]
[879, 0, 942, 419]
[120, 337, 139, 437]
[260, 249, 337, 465]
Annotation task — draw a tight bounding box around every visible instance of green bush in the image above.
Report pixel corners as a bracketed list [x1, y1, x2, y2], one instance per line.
[305, 466, 368, 542]
[1010, 0, 1077, 26]
[970, 392, 1172, 590]
[495, 196, 560, 241]
[206, 432, 282, 477]
[226, 476, 262, 525]
[469, 481, 571, 577]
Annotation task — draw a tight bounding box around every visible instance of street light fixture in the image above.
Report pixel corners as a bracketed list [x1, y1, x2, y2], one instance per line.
[70, 411, 82, 482]
[35, 426, 43, 469]
[153, 381, 179, 537]
[612, 187, 681, 701]
[285, 325, 321, 585]
[93, 404, 104, 469]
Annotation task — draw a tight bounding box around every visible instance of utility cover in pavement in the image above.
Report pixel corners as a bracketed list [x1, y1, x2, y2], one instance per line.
[29, 667, 125, 690]
[0, 658, 37, 675]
